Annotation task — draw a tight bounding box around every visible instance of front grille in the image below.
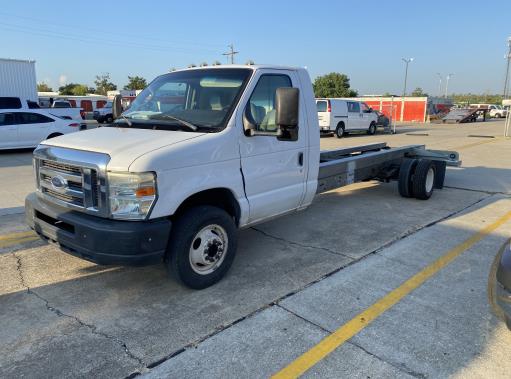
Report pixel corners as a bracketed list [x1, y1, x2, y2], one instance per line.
[38, 159, 101, 212]
[41, 160, 81, 175]
[43, 188, 84, 207]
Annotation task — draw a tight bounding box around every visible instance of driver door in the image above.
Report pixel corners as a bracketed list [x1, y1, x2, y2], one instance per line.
[238, 70, 307, 223]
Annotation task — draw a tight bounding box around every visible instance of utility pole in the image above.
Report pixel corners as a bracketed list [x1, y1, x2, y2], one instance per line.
[401, 57, 413, 121]
[436, 73, 443, 97]
[444, 73, 454, 98]
[504, 37, 511, 99]
[222, 44, 239, 64]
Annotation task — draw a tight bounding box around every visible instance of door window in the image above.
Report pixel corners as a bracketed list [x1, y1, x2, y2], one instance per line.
[16, 113, 54, 124]
[348, 102, 360, 113]
[246, 74, 292, 133]
[0, 113, 15, 125]
[361, 103, 370, 113]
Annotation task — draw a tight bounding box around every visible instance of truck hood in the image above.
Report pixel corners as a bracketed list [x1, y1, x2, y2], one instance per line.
[43, 127, 206, 171]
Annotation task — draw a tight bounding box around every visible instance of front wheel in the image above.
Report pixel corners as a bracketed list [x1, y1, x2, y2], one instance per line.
[105, 115, 114, 123]
[166, 205, 238, 289]
[367, 122, 376, 135]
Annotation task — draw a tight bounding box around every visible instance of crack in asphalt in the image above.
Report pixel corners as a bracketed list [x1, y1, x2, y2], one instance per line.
[443, 185, 509, 196]
[250, 227, 355, 259]
[347, 340, 427, 379]
[11, 251, 145, 370]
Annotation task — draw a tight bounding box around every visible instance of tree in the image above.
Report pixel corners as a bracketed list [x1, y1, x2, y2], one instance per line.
[200, 62, 208, 67]
[94, 73, 117, 95]
[313, 73, 357, 98]
[37, 83, 53, 92]
[58, 83, 89, 96]
[411, 87, 428, 97]
[123, 76, 147, 90]
[187, 64, 197, 68]
[245, 60, 255, 65]
[211, 61, 221, 66]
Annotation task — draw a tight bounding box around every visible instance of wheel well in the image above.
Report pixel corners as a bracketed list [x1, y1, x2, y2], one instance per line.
[174, 188, 241, 226]
[47, 133, 63, 139]
[337, 121, 345, 128]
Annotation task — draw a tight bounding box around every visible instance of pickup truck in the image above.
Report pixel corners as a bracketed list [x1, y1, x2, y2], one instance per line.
[25, 65, 460, 289]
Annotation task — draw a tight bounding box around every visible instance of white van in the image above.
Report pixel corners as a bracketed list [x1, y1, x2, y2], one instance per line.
[316, 98, 378, 138]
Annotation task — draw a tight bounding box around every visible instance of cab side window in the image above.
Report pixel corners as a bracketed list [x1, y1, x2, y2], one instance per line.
[247, 74, 292, 133]
[361, 103, 370, 113]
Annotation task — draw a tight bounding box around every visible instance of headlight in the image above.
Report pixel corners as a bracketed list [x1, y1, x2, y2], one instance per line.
[108, 171, 157, 220]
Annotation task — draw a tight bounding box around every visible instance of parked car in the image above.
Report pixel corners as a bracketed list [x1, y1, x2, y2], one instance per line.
[375, 110, 390, 128]
[0, 109, 84, 150]
[93, 101, 114, 123]
[316, 98, 378, 138]
[489, 105, 507, 119]
[488, 239, 511, 329]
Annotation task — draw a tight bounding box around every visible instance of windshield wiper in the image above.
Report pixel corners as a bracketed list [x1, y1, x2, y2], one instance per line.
[149, 114, 198, 131]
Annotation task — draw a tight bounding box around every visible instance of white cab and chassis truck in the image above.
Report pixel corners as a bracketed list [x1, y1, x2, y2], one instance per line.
[25, 65, 460, 289]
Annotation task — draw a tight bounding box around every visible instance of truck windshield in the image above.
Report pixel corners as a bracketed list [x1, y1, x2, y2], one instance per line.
[119, 68, 252, 131]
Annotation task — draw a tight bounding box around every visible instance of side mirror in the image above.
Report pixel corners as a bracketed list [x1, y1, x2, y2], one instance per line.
[275, 87, 299, 128]
[368, 107, 373, 113]
[112, 94, 123, 119]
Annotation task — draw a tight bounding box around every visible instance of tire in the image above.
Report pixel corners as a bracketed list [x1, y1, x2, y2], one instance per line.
[494, 113, 501, 118]
[105, 115, 113, 123]
[167, 205, 238, 289]
[412, 159, 436, 200]
[398, 158, 418, 198]
[488, 240, 510, 323]
[367, 122, 376, 135]
[335, 122, 345, 138]
[47, 133, 63, 139]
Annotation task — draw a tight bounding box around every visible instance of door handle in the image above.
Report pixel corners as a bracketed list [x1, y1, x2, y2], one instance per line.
[298, 152, 304, 166]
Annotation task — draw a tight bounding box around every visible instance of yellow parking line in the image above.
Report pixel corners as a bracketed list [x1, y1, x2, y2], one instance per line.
[272, 210, 511, 379]
[0, 230, 38, 249]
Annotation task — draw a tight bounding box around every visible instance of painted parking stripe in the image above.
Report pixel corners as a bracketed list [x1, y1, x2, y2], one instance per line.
[272, 209, 511, 378]
[0, 230, 38, 249]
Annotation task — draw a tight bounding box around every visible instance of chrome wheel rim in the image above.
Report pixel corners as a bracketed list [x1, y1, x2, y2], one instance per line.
[189, 224, 228, 275]
[425, 167, 435, 193]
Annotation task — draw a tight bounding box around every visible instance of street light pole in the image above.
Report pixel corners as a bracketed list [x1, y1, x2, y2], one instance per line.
[401, 57, 413, 122]
[402, 58, 413, 97]
[504, 37, 511, 99]
[444, 73, 454, 98]
[436, 73, 443, 97]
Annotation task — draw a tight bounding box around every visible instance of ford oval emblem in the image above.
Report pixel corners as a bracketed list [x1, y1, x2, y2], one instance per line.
[51, 175, 68, 190]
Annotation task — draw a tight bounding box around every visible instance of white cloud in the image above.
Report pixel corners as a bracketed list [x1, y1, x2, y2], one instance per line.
[58, 74, 68, 86]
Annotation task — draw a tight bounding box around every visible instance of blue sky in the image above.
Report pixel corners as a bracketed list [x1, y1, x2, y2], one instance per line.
[1, 1, 510, 95]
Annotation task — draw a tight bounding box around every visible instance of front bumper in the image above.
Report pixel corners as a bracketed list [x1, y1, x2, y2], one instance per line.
[496, 243, 511, 328]
[25, 192, 171, 266]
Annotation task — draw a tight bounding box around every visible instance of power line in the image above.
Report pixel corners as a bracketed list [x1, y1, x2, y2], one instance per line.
[0, 21, 218, 55]
[0, 11, 225, 50]
[222, 44, 239, 64]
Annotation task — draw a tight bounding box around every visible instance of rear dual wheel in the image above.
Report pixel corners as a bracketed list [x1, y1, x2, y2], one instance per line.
[398, 159, 436, 200]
